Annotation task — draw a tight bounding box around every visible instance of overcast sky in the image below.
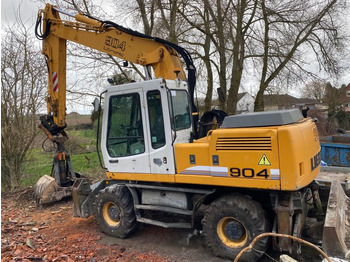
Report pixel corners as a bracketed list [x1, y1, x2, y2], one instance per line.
[2, 0, 40, 26]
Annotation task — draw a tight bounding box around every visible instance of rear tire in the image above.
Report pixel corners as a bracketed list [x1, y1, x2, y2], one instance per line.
[202, 194, 269, 261]
[94, 184, 137, 238]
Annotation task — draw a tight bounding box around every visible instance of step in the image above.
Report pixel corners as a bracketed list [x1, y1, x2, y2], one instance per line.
[136, 217, 192, 229]
[135, 204, 192, 215]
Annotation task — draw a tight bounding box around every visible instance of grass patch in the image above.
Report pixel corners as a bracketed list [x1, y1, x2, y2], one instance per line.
[22, 129, 104, 187]
[70, 152, 103, 178]
[68, 129, 96, 140]
[22, 148, 55, 186]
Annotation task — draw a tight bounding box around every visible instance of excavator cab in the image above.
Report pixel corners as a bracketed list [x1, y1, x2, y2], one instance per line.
[101, 79, 192, 175]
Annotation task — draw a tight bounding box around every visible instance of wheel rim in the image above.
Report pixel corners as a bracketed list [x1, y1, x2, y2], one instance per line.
[217, 217, 248, 248]
[102, 201, 121, 227]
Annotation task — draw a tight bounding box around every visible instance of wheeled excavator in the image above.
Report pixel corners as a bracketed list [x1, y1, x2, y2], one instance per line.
[34, 4, 349, 261]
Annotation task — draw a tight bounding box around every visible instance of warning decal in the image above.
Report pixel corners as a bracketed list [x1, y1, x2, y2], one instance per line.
[258, 154, 271, 166]
[52, 72, 58, 92]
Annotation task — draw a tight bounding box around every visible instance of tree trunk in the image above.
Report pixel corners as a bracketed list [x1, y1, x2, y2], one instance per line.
[254, 88, 265, 112]
[204, 55, 214, 112]
[226, 0, 246, 115]
[203, 2, 213, 112]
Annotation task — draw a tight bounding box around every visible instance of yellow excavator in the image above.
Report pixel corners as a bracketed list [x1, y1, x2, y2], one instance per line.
[34, 3, 349, 261]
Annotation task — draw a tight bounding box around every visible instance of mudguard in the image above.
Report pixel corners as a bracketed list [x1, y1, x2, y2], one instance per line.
[72, 178, 110, 218]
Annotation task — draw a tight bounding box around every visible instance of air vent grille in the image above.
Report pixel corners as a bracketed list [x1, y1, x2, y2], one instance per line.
[216, 137, 272, 151]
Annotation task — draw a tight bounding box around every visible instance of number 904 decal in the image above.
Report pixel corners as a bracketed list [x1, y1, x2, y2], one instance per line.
[229, 168, 269, 179]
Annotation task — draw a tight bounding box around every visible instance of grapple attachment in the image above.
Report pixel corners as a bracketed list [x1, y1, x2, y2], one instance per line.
[34, 175, 72, 205]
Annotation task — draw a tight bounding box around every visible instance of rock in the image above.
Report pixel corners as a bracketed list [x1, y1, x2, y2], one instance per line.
[26, 257, 43, 261]
[346, 250, 350, 259]
[322, 258, 349, 262]
[280, 254, 298, 262]
[26, 238, 35, 249]
[1, 246, 12, 253]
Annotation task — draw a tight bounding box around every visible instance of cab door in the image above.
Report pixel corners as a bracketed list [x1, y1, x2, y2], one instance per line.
[144, 83, 193, 174]
[102, 88, 151, 173]
[145, 88, 175, 174]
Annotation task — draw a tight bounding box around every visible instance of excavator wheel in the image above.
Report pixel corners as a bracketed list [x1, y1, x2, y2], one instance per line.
[94, 184, 137, 238]
[202, 194, 269, 261]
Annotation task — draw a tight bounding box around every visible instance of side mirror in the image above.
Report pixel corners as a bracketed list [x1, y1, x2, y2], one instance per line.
[92, 97, 100, 112]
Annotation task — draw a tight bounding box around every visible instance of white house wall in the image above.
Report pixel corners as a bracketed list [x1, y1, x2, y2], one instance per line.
[237, 93, 254, 113]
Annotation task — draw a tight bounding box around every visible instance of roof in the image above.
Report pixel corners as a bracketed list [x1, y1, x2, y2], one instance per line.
[222, 109, 303, 128]
[237, 92, 247, 101]
[210, 92, 251, 106]
[263, 94, 318, 107]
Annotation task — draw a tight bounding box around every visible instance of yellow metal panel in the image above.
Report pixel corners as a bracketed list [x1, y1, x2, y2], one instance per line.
[175, 128, 281, 190]
[42, 32, 67, 127]
[278, 119, 321, 190]
[175, 143, 210, 172]
[174, 120, 320, 191]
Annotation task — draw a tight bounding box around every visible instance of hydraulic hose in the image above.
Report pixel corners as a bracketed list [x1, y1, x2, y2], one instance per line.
[35, 13, 51, 40]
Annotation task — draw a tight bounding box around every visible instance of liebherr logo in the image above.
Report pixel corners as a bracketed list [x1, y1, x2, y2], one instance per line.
[105, 36, 126, 51]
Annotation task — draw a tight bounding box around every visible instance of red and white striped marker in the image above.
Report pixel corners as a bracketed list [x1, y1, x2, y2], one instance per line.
[52, 72, 58, 92]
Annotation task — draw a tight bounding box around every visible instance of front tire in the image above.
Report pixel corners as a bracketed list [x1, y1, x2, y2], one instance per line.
[202, 194, 269, 261]
[94, 184, 137, 238]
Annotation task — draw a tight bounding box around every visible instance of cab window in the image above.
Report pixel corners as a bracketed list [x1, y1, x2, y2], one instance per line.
[168, 90, 191, 131]
[147, 90, 165, 149]
[107, 93, 145, 157]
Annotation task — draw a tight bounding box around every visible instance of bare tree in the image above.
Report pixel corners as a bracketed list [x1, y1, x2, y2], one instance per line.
[176, 0, 215, 112]
[226, 0, 258, 115]
[179, 0, 345, 114]
[136, 0, 156, 35]
[324, 82, 342, 115]
[35, 0, 347, 116]
[252, 0, 343, 111]
[302, 81, 327, 102]
[204, 0, 231, 111]
[177, 0, 232, 111]
[1, 16, 46, 191]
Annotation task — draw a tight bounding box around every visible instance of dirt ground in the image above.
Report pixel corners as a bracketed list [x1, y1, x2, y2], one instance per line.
[1, 191, 230, 262]
[0, 187, 340, 262]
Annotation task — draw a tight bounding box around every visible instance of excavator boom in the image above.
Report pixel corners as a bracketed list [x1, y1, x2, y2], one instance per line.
[37, 3, 196, 134]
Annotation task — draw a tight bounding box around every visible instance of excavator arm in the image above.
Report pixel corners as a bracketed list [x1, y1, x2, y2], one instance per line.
[34, 3, 197, 205]
[36, 3, 196, 136]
